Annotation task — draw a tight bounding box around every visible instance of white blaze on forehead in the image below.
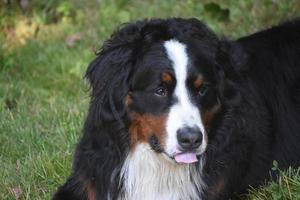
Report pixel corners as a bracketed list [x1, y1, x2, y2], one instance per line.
[164, 39, 207, 155]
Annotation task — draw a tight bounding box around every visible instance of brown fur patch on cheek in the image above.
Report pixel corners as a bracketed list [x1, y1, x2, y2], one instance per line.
[194, 74, 204, 89]
[129, 113, 168, 149]
[161, 72, 173, 84]
[203, 103, 221, 129]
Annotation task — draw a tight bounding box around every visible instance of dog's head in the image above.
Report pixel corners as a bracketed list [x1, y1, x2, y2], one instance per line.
[86, 18, 242, 164]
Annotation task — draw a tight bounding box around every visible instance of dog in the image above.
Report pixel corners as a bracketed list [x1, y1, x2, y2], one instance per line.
[53, 18, 300, 200]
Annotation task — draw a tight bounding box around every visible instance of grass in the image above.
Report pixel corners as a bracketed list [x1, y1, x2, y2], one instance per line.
[247, 167, 300, 200]
[0, 0, 300, 199]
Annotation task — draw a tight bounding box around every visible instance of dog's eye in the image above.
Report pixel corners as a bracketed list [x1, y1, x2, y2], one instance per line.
[198, 85, 209, 96]
[155, 87, 168, 96]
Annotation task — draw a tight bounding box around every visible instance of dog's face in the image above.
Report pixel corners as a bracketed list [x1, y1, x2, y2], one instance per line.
[86, 19, 238, 164]
[126, 39, 221, 164]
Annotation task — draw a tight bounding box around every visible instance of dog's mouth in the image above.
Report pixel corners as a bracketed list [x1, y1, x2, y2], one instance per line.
[162, 149, 201, 164]
[173, 151, 198, 164]
[149, 134, 203, 164]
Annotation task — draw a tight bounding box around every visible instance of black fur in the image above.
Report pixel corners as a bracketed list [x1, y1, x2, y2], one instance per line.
[53, 18, 300, 200]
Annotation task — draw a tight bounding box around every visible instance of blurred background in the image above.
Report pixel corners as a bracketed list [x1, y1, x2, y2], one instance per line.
[1, 0, 300, 199]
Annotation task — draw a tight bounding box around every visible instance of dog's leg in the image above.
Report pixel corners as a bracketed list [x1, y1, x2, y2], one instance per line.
[52, 176, 87, 200]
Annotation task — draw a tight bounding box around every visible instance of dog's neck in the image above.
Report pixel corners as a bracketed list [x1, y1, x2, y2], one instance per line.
[118, 144, 205, 200]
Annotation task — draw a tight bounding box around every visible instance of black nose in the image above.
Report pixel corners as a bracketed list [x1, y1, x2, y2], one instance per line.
[177, 127, 202, 150]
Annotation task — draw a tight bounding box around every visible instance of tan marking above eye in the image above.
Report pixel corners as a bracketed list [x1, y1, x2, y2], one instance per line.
[129, 113, 167, 150]
[161, 72, 173, 84]
[193, 74, 204, 89]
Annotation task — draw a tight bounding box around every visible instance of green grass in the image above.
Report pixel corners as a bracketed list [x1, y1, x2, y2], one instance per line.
[0, 0, 300, 199]
[247, 168, 300, 200]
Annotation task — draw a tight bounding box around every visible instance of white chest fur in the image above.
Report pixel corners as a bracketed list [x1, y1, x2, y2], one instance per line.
[118, 144, 205, 200]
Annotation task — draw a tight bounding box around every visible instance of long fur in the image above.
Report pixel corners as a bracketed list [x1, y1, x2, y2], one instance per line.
[53, 18, 300, 200]
[119, 144, 205, 200]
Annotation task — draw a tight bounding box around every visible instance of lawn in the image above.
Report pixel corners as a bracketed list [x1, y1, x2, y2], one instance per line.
[0, 0, 300, 199]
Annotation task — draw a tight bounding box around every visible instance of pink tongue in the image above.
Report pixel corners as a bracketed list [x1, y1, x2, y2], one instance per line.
[174, 153, 198, 164]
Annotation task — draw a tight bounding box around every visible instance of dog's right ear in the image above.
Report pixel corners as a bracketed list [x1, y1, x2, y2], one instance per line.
[216, 40, 248, 106]
[85, 24, 142, 125]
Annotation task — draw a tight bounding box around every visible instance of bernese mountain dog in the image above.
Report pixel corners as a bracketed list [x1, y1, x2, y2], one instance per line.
[53, 18, 300, 200]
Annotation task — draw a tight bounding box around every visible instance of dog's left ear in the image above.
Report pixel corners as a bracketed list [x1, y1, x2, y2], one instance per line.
[216, 40, 248, 106]
[217, 40, 248, 77]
